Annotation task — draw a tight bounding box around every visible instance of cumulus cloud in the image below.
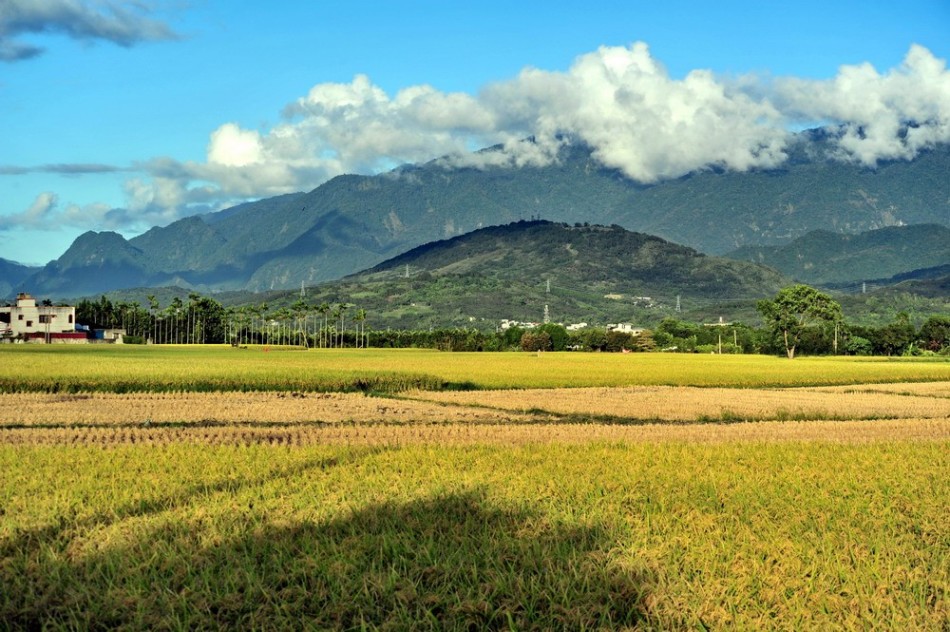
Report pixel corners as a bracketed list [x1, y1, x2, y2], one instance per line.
[12, 42, 950, 237]
[476, 43, 789, 180]
[0, 0, 179, 62]
[775, 45, 950, 165]
[133, 42, 792, 212]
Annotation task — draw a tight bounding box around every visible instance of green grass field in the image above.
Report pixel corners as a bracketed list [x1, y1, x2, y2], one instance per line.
[1, 345, 948, 392]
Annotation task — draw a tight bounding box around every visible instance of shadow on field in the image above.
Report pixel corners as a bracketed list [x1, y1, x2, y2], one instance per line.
[3, 489, 657, 629]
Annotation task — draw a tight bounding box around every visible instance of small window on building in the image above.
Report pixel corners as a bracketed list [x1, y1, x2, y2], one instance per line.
[26, 320, 33, 327]
[39, 315, 51, 324]
[69, 314, 74, 324]
[18, 314, 24, 320]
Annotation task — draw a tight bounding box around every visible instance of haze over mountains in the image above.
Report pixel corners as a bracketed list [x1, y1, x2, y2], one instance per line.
[8, 129, 950, 300]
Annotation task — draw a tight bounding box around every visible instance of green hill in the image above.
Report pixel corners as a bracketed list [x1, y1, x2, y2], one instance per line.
[253, 221, 792, 330]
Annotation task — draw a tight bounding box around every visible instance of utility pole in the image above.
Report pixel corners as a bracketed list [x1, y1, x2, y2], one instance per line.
[544, 304, 550, 324]
[546, 279, 550, 294]
[405, 264, 409, 279]
[675, 295, 681, 313]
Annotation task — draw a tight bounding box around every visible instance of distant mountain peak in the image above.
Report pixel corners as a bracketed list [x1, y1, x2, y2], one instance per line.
[21, 131, 950, 299]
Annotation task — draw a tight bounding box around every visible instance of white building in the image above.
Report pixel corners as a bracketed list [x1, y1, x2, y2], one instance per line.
[606, 323, 645, 336]
[0, 293, 79, 342]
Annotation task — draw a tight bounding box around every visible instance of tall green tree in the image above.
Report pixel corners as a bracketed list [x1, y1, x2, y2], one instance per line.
[757, 285, 843, 359]
[918, 315, 950, 352]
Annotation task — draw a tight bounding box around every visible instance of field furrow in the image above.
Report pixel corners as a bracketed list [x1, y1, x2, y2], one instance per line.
[2, 418, 948, 446]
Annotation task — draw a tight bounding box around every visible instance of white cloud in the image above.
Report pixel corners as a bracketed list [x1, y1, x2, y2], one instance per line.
[475, 42, 788, 180]
[208, 124, 264, 168]
[186, 42, 791, 190]
[129, 41, 792, 211]
[776, 44, 950, 165]
[0, 192, 58, 229]
[12, 42, 949, 237]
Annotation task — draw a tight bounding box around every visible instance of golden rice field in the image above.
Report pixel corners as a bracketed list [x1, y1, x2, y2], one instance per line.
[1, 345, 948, 628]
[2, 442, 948, 629]
[1, 345, 949, 391]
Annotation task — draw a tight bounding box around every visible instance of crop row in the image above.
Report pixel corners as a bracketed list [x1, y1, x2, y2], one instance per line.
[2, 418, 948, 446]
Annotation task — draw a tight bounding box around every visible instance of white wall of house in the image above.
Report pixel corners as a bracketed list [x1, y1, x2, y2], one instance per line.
[0, 293, 76, 336]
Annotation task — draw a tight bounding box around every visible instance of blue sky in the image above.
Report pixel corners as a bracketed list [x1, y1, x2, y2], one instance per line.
[2, 1, 949, 265]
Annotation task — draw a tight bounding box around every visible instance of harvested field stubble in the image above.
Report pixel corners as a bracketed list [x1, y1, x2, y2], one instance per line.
[4, 381, 947, 429]
[2, 419, 948, 446]
[410, 382, 950, 422]
[0, 392, 536, 427]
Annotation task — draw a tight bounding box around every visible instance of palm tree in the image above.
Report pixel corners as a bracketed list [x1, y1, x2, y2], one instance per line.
[318, 302, 330, 348]
[292, 298, 308, 348]
[337, 303, 349, 348]
[188, 292, 202, 344]
[129, 301, 142, 339]
[258, 302, 268, 345]
[317, 301, 331, 347]
[353, 308, 367, 349]
[170, 296, 184, 344]
[146, 295, 159, 344]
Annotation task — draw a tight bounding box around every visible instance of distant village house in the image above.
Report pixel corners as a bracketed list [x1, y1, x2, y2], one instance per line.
[606, 323, 645, 336]
[0, 293, 123, 343]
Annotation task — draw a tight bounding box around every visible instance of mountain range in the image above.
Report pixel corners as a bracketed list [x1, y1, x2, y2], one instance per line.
[7, 129, 950, 299]
[725, 224, 950, 286]
[0, 258, 40, 299]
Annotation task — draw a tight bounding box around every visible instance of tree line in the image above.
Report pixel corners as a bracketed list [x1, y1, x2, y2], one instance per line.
[74, 294, 369, 347]
[72, 285, 949, 357]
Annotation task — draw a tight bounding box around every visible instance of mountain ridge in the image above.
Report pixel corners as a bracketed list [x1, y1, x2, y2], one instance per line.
[283, 220, 793, 330]
[725, 224, 950, 285]
[15, 130, 950, 299]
